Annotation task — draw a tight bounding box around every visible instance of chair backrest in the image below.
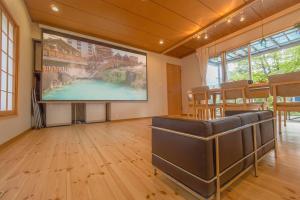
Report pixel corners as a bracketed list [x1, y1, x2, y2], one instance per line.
[191, 86, 209, 102]
[221, 80, 249, 100]
[187, 90, 193, 104]
[268, 71, 300, 97]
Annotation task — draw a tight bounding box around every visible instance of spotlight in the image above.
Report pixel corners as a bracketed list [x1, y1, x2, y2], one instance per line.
[240, 15, 245, 22]
[51, 4, 59, 12]
[204, 33, 208, 40]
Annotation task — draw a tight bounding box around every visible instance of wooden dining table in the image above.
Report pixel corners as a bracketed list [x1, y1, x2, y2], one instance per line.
[208, 82, 270, 104]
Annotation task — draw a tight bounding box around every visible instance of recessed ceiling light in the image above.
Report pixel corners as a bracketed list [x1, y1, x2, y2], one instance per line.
[51, 4, 59, 12]
[159, 39, 164, 45]
[240, 15, 245, 22]
[204, 33, 208, 40]
[227, 18, 232, 23]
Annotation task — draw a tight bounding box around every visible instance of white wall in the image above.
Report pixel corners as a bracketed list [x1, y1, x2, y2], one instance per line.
[32, 25, 182, 121]
[0, 0, 33, 145]
[181, 53, 201, 114]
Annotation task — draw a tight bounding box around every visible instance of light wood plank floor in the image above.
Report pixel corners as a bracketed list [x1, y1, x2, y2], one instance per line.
[0, 119, 299, 200]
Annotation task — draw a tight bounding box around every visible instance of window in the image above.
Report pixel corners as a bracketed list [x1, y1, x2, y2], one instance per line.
[206, 56, 222, 88]
[0, 3, 18, 116]
[225, 46, 250, 81]
[251, 28, 300, 82]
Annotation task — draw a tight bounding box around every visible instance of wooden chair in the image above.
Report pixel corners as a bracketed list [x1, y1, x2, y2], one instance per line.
[186, 90, 194, 118]
[246, 83, 270, 110]
[221, 80, 265, 114]
[191, 86, 222, 120]
[269, 71, 300, 133]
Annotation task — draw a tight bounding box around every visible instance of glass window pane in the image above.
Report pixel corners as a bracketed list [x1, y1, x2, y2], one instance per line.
[2, 32, 7, 52]
[8, 74, 13, 92]
[7, 92, 12, 110]
[207, 55, 222, 88]
[8, 39, 13, 58]
[251, 44, 300, 83]
[2, 13, 7, 34]
[1, 71, 7, 91]
[8, 57, 13, 74]
[1, 51, 7, 72]
[8, 22, 13, 40]
[0, 91, 7, 111]
[250, 27, 300, 83]
[226, 46, 250, 81]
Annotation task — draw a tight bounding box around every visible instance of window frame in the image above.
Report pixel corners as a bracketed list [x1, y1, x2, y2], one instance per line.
[0, 2, 19, 117]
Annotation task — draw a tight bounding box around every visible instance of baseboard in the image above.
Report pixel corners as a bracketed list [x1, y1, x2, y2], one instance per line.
[109, 116, 155, 123]
[0, 128, 32, 151]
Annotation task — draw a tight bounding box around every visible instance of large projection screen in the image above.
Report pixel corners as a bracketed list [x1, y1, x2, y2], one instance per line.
[41, 30, 147, 101]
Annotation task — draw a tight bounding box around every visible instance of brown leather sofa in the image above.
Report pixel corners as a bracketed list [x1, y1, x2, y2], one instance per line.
[152, 111, 275, 199]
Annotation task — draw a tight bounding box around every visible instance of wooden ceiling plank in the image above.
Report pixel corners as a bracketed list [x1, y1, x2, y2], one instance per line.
[149, 0, 217, 27]
[29, 9, 165, 52]
[54, 0, 188, 39]
[25, 0, 189, 51]
[101, 0, 200, 34]
[25, 0, 179, 44]
[198, 0, 246, 16]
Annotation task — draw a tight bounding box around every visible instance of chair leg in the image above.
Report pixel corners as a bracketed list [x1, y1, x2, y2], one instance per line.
[278, 111, 282, 134]
[284, 111, 287, 127]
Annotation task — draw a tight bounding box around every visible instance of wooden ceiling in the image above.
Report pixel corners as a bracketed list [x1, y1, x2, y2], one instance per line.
[24, 0, 300, 58]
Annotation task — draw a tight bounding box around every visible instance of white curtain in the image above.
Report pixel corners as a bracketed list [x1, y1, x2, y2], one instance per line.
[195, 47, 209, 86]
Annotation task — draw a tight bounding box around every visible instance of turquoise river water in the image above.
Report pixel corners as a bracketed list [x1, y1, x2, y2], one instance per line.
[42, 80, 147, 101]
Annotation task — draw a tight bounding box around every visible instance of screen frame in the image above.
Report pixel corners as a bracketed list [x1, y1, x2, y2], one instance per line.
[40, 29, 148, 102]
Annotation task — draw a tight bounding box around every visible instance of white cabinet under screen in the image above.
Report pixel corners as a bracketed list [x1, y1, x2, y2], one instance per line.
[45, 103, 72, 127]
[85, 103, 106, 123]
[45, 103, 107, 126]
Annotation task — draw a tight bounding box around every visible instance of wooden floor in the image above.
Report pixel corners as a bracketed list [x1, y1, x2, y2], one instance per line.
[0, 119, 300, 200]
